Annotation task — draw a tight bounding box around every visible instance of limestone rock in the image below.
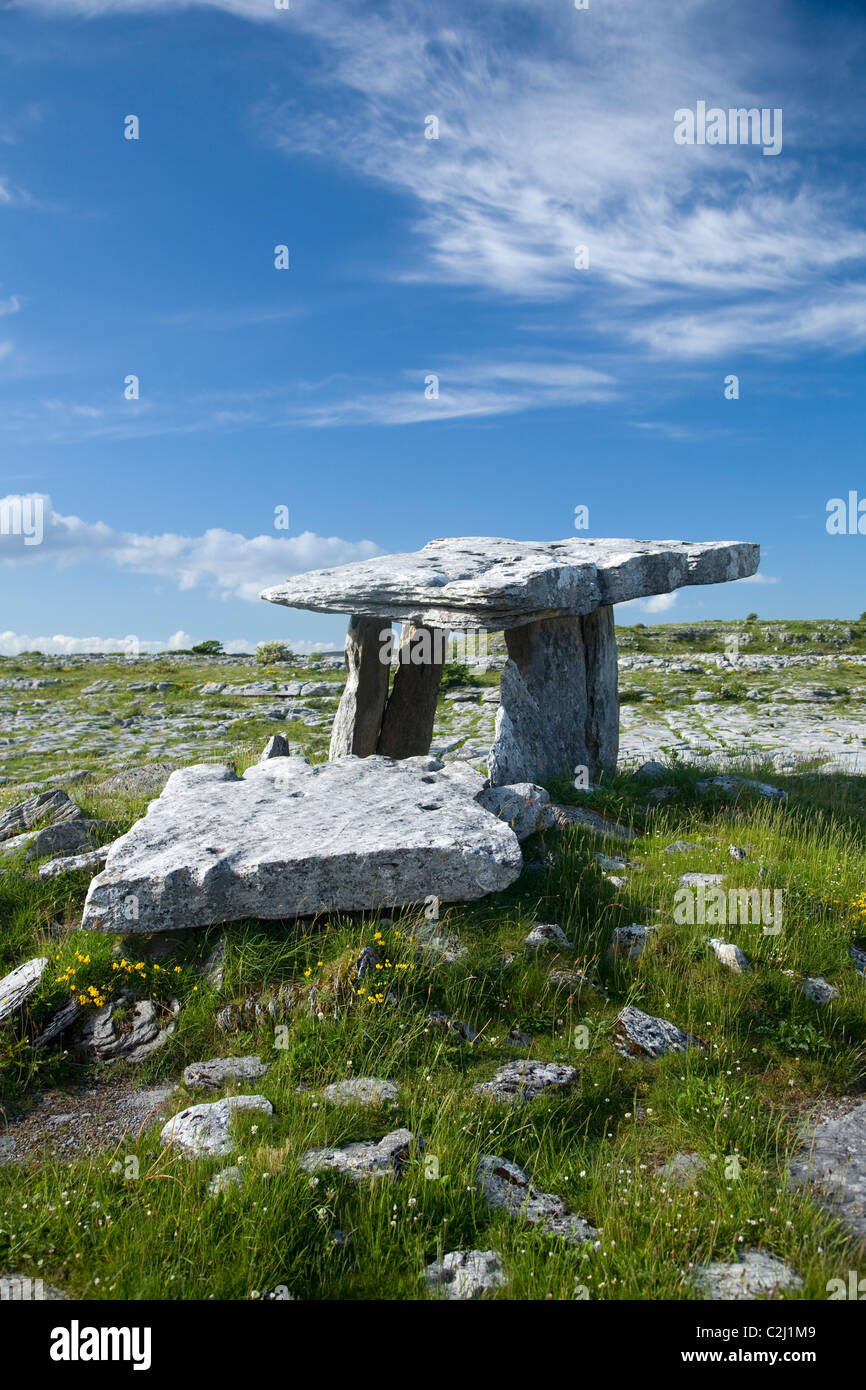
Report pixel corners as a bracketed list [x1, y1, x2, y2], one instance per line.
[0, 957, 47, 1025]
[609, 924, 657, 962]
[300, 1128, 418, 1180]
[664, 840, 702, 854]
[613, 1006, 703, 1059]
[38, 844, 113, 880]
[549, 804, 637, 842]
[424, 1249, 507, 1300]
[789, 1099, 866, 1240]
[81, 756, 523, 933]
[160, 1095, 273, 1158]
[183, 1056, 269, 1090]
[321, 1077, 399, 1107]
[0, 789, 85, 842]
[801, 976, 838, 1004]
[476, 783, 556, 840]
[412, 920, 468, 963]
[474, 1060, 579, 1104]
[208, 1165, 244, 1195]
[525, 922, 573, 952]
[93, 763, 178, 799]
[0, 820, 91, 863]
[690, 1250, 802, 1301]
[696, 776, 786, 802]
[262, 537, 759, 630]
[426, 1011, 480, 1044]
[635, 760, 669, 782]
[705, 938, 751, 973]
[476, 1155, 597, 1244]
[259, 734, 291, 760]
[78, 995, 180, 1062]
[656, 1153, 707, 1185]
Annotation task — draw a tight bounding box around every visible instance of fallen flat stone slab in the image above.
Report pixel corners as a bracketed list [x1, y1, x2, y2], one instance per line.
[262, 537, 759, 630]
[160, 1095, 273, 1159]
[696, 776, 786, 802]
[788, 1099, 866, 1241]
[0, 789, 85, 843]
[300, 1128, 418, 1180]
[476, 1155, 597, 1244]
[183, 1056, 269, 1090]
[800, 976, 838, 1004]
[0, 957, 47, 1025]
[474, 1060, 579, 1104]
[424, 1249, 507, 1300]
[689, 1250, 802, 1300]
[92, 763, 178, 799]
[81, 756, 523, 933]
[38, 844, 112, 880]
[321, 1077, 399, 1107]
[613, 1006, 703, 1059]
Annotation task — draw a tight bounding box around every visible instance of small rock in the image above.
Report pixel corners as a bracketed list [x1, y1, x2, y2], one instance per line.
[595, 852, 638, 871]
[645, 786, 676, 804]
[426, 1011, 480, 1044]
[801, 976, 838, 1004]
[160, 1095, 273, 1159]
[608, 924, 657, 962]
[37, 844, 112, 880]
[259, 734, 291, 760]
[635, 760, 669, 782]
[183, 1056, 269, 1090]
[679, 872, 725, 887]
[321, 1077, 399, 1107]
[208, 1165, 244, 1196]
[656, 1152, 707, 1185]
[690, 1250, 802, 1301]
[474, 1060, 579, 1104]
[78, 995, 180, 1062]
[476, 783, 556, 840]
[850, 945, 866, 975]
[300, 1128, 418, 1180]
[424, 1249, 507, 1300]
[0, 788, 85, 842]
[524, 922, 573, 952]
[0, 957, 48, 1025]
[613, 1006, 703, 1059]
[664, 840, 702, 854]
[705, 938, 751, 973]
[789, 1099, 866, 1240]
[476, 1155, 597, 1244]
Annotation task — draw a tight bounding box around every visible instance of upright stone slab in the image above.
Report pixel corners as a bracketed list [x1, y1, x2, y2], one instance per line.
[488, 606, 618, 785]
[376, 625, 446, 760]
[329, 616, 390, 759]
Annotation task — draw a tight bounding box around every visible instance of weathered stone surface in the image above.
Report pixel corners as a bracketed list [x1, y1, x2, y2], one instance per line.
[609, 924, 657, 962]
[426, 1010, 480, 1044]
[412, 920, 467, 963]
[424, 1249, 507, 1300]
[208, 1165, 244, 1195]
[636, 760, 669, 782]
[32, 999, 81, 1048]
[0, 957, 47, 1024]
[548, 803, 638, 842]
[851, 945, 866, 975]
[664, 840, 702, 854]
[705, 938, 751, 972]
[81, 756, 523, 933]
[376, 626, 445, 759]
[160, 1095, 273, 1158]
[474, 1060, 579, 1104]
[37, 844, 112, 880]
[0, 789, 84, 842]
[613, 1006, 703, 1059]
[789, 1100, 866, 1240]
[800, 976, 838, 1004]
[329, 616, 390, 759]
[321, 1077, 399, 1107]
[596, 852, 638, 871]
[690, 1250, 802, 1301]
[525, 922, 573, 952]
[488, 610, 618, 786]
[262, 537, 760, 630]
[696, 775, 786, 802]
[476, 1155, 597, 1244]
[476, 783, 556, 840]
[0, 820, 91, 863]
[259, 734, 291, 760]
[300, 1128, 418, 1180]
[93, 763, 178, 799]
[656, 1152, 707, 1185]
[183, 1056, 269, 1090]
[78, 995, 180, 1062]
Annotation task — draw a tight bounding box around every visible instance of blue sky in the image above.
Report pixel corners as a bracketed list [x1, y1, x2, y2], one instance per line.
[1, 0, 864, 654]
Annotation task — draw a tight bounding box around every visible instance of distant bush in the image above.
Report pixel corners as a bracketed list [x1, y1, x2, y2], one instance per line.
[256, 640, 295, 666]
[440, 662, 475, 692]
[191, 640, 224, 656]
[745, 612, 758, 622]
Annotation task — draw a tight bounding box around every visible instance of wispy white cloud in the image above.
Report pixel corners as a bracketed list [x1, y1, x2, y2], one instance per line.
[737, 572, 780, 585]
[0, 628, 334, 656]
[0, 493, 380, 601]
[617, 591, 679, 614]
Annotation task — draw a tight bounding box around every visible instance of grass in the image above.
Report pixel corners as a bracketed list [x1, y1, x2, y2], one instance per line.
[0, 630, 865, 1300]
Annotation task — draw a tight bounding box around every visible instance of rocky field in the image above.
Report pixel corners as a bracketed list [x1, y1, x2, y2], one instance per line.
[0, 617, 865, 1301]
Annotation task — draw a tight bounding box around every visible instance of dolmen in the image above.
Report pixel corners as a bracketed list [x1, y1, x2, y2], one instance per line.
[263, 536, 759, 785]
